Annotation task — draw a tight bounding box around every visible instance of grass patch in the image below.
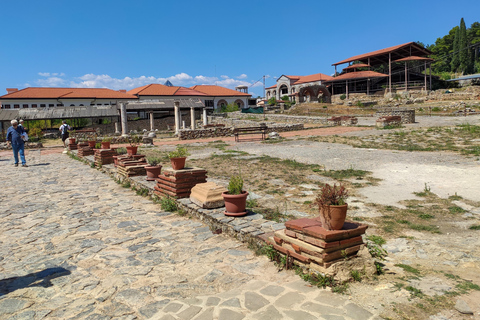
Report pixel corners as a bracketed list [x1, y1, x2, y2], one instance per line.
[320, 168, 369, 180]
[469, 224, 480, 230]
[159, 196, 177, 212]
[395, 264, 421, 275]
[448, 206, 466, 214]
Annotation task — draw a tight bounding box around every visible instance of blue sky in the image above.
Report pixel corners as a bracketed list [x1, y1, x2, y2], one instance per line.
[1, 0, 479, 98]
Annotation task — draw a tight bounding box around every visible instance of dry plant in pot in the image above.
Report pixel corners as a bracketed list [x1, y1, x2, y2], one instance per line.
[101, 137, 112, 149]
[168, 145, 190, 170]
[313, 183, 349, 230]
[222, 174, 249, 216]
[145, 156, 162, 181]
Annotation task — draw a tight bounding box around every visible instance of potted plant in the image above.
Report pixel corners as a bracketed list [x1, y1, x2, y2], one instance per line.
[313, 183, 349, 230]
[101, 137, 112, 149]
[127, 136, 141, 155]
[88, 133, 97, 148]
[113, 147, 127, 167]
[145, 156, 162, 181]
[168, 145, 190, 170]
[222, 174, 249, 216]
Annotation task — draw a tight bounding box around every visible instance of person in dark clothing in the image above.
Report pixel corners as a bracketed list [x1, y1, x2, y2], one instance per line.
[59, 120, 71, 148]
[6, 119, 27, 167]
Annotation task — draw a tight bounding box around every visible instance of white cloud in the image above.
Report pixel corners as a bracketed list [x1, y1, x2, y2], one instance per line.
[37, 77, 66, 87]
[33, 72, 262, 91]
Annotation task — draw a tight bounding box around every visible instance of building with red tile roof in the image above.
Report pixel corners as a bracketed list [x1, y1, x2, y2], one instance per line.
[0, 87, 136, 109]
[190, 85, 252, 110]
[265, 73, 334, 104]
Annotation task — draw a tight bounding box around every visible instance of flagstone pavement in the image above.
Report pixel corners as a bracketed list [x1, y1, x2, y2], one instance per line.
[0, 152, 378, 320]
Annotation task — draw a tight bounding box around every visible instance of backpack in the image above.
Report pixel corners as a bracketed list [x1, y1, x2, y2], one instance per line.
[62, 124, 69, 135]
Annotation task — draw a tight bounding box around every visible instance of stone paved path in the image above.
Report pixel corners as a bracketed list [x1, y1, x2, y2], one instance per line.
[0, 153, 377, 319]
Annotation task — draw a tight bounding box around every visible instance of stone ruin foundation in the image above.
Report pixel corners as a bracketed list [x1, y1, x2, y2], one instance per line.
[267, 218, 373, 278]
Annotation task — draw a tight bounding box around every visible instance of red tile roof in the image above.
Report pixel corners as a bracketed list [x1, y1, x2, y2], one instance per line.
[190, 85, 251, 97]
[394, 56, 434, 62]
[128, 84, 207, 96]
[343, 63, 370, 70]
[326, 71, 388, 82]
[266, 84, 277, 89]
[332, 42, 432, 66]
[0, 87, 137, 99]
[291, 73, 334, 84]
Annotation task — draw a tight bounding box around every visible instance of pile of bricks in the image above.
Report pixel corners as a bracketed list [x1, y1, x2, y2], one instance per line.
[154, 167, 207, 198]
[375, 115, 402, 128]
[68, 142, 78, 151]
[94, 149, 116, 167]
[268, 218, 367, 269]
[77, 146, 94, 157]
[116, 155, 148, 177]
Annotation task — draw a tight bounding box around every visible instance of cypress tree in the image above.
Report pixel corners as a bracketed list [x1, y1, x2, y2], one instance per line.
[459, 18, 472, 74]
[451, 25, 460, 72]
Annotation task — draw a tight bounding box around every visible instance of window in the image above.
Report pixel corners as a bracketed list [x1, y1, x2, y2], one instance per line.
[205, 100, 214, 107]
[49, 104, 54, 107]
[14, 104, 20, 109]
[32, 104, 37, 108]
[40, 104, 46, 108]
[70, 104, 75, 106]
[57, 104, 63, 107]
[23, 104, 28, 108]
[4, 104, 11, 109]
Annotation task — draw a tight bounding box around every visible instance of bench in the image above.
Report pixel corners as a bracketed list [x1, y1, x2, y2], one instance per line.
[233, 125, 268, 142]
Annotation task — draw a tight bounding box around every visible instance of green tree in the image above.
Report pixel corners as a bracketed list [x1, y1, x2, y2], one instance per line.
[429, 26, 458, 73]
[268, 97, 277, 105]
[459, 18, 472, 74]
[451, 26, 460, 72]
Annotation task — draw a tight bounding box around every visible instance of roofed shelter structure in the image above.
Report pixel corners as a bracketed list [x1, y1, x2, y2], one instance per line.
[265, 73, 334, 103]
[331, 42, 433, 97]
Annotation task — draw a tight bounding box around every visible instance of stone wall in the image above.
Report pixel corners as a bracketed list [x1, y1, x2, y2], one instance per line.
[211, 113, 328, 125]
[375, 109, 415, 123]
[178, 123, 304, 140]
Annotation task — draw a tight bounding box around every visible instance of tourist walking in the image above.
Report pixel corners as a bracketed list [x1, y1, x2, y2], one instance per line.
[6, 119, 28, 167]
[59, 120, 71, 148]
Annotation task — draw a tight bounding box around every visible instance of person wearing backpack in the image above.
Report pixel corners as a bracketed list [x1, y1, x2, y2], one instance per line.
[59, 120, 71, 147]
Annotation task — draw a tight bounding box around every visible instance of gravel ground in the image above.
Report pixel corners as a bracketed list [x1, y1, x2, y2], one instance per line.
[232, 116, 480, 207]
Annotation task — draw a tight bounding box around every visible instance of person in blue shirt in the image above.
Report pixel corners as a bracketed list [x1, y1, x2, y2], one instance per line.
[6, 119, 28, 167]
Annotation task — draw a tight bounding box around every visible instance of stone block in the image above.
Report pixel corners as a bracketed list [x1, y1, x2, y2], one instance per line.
[189, 182, 227, 209]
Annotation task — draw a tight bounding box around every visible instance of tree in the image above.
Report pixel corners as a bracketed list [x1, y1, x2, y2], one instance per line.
[451, 26, 460, 72]
[459, 18, 472, 74]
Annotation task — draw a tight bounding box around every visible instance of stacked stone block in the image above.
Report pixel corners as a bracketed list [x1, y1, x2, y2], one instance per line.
[268, 218, 367, 269]
[154, 167, 207, 198]
[94, 149, 116, 167]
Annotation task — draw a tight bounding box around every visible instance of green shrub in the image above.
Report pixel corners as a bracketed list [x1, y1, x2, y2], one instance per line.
[160, 196, 177, 211]
[168, 145, 190, 158]
[227, 175, 244, 195]
[340, 94, 346, 100]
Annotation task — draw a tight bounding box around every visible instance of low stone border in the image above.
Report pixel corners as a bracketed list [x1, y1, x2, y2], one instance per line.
[75, 152, 285, 249]
[178, 124, 304, 140]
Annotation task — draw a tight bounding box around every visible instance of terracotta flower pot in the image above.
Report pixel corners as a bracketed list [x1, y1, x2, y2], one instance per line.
[319, 204, 348, 230]
[68, 138, 76, 144]
[222, 191, 249, 216]
[126, 146, 138, 156]
[88, 141, 96, 148]
[170, 157, 186, 170]
[145, 165, 162, 181]
[101, 141, 111, 149]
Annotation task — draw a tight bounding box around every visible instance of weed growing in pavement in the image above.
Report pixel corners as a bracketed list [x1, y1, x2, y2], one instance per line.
[122, 181, 131, 188]
[448, 193, 463, 200]
[246, 198, 258, 208]
[320, 167, 368, 180]
[159, 196, 177, 212]
[469, 224, 480, 230]
[365, 235, 388, 259]
[395, 264, 421, 275]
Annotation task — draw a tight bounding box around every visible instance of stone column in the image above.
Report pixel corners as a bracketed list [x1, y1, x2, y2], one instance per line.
[203, 108, 208, 126]
[174, 101, 180, 135]
[190, 107, 195, 129]
[120, 102, 128, 136]
[114, 122, 120, 135]
[149, 112, 154, 131]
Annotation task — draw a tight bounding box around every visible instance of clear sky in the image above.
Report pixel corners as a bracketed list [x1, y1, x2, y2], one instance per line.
[1, 0, 479, 98]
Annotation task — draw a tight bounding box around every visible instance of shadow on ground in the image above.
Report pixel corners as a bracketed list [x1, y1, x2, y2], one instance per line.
[0, 267, 71, 297]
